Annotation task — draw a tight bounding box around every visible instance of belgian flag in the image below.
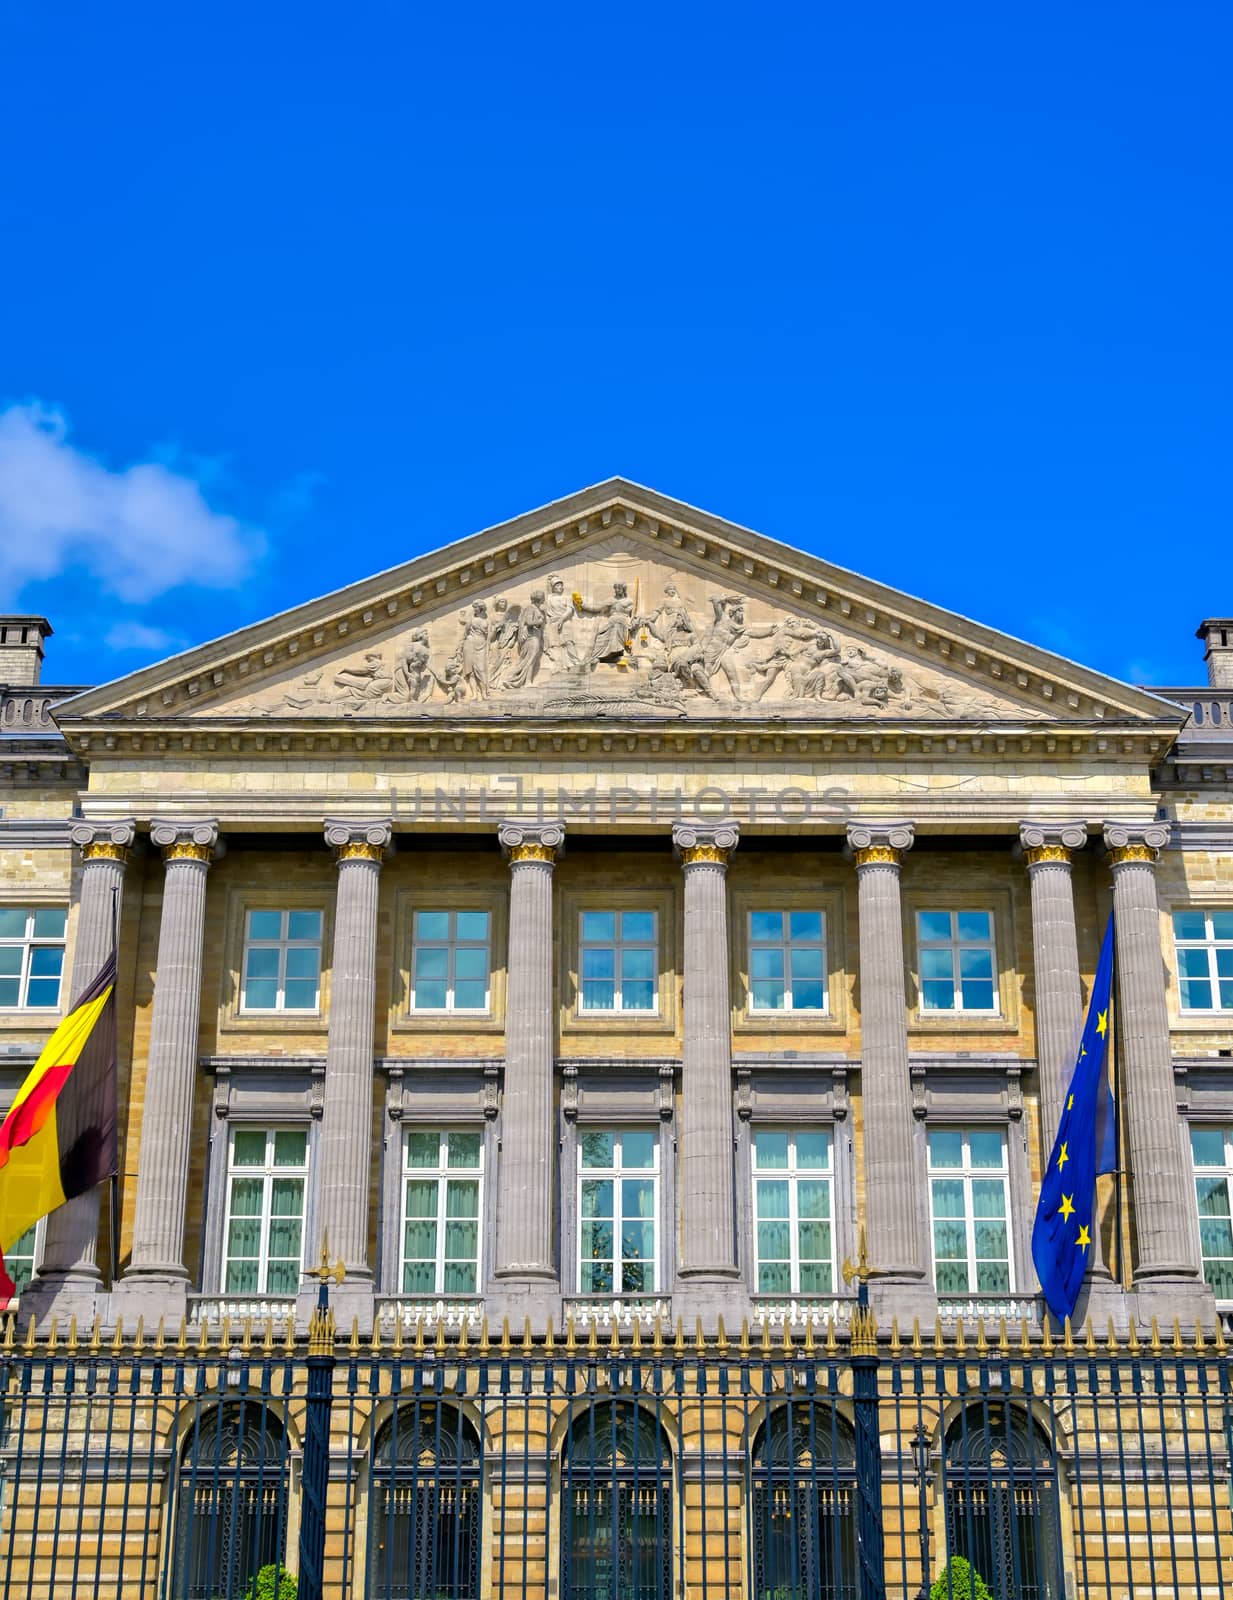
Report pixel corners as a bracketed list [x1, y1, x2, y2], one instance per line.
[0, 954, 118, 1300]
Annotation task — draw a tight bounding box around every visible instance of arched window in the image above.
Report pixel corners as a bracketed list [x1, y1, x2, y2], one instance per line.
[561, 1401, 673, 1600]
[750, 1402, 858, 1600]
[170, 1402, 289, 1600]
[368, 1402, 482, 1600]
[943, 1403, 1062, 1600]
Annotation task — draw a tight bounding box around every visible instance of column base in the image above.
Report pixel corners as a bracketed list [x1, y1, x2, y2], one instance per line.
[17, 1267, 104, 1332]
[1131, 1274, 1217, 1335]
[673, 1277, 751, 1338]
[1062, 1272, 1134, 1336]
[486, 1278, 562, 1340]
[867, 1275, 937, 1330]
[297, 1276, 374, 1339]
[110, 1272, 189, 1329]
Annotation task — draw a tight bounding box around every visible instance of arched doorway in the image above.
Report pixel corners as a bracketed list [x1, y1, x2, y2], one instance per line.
[367, 1401, 482, 1600]
[750, 1402, 858, 1600]
[942, 1402, 1061, 1600]
[561, 1401, 673, 1600]
[170, 1402, 289, 1599]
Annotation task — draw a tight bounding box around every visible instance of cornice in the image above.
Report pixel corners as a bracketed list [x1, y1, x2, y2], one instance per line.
[53, 482, 1183, 728]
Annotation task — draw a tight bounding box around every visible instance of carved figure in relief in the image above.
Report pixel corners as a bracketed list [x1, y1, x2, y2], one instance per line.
[701, 595, 779, 699]
[642, 584, 698, 653]
[333, 651, 393, 700]
[573, 580, 637, 668]
[543, 574, 581, 670]
[392, 629, 442, 702]
[446, 602, 490, 701]
[506, 590, 546, 688]
[488, 597, 522, 689]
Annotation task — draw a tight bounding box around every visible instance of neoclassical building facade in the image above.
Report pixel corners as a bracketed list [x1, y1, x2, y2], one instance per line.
[1, 480, 1231, 1346]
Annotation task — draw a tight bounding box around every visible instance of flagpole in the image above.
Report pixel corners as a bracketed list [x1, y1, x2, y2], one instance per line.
[109, 887, 120, 1289]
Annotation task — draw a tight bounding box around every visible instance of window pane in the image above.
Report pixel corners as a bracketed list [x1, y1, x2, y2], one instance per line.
[959, 947, 993, 981]
[32, 908, 67, 939]
[0, 947, 22, 974]
[245, 947, 280, 979]
[247, 910, 283, 941]
[242, 977, 278, 1010]
[455, 910, 490, 941]
[920, 948, 954, 980]
[621, 1131, 656, 1169]
[957, 911, 991, 942]
[968, 1131, 1005, 1170]
[287, 910, 322, 941]
[284, 946, 320, 979]
[580, 1131, 614, 1169]
[622, 980, 655, 1011]
[750, 911, 784, 942]
[444, 1261, 477, 1294]
[0, 908, 27, 938]
[228, 1180, 264, 1218]
[799, 1260, 833, 1294]
[415, 946, 449, 979]
[404, 1179, 438, 1218]
[454, 946, 489, 979]
[797, 1181, 831, 1220]
[961, 979, 996, 1011]
[931, 1179, 965, 1218]
[933, 1220, 967, 1260]
[266, 1258, 301, 1295]
[268, 1217, 303, 1263]
[581, 1260, 613, 1294]
[622, 1178, 656, 1220]
[918, 912, 953, 942]
[415, 911, 450, 941]
[935, 1259, 969, 1294]
[404, 1219, 437, 1259]
[1196, 1176, 1231, 1217]
[1211, 911, 1233, 940]
[972, 1180, 1006, 1222]
[581, 911, 615, 943]
[1198, 1218, 1233, 1258]
[790, 947, 823, 981]
[758, 1261, 790, 1293]
[621, 1220, 655, 1263]
[792, 978, 825, 1010]
[621, 947, 655, 981]
[928, 1131, 964, 1169]
[1179, 974, 1214, 1010]
[789, 911, 823, 942]
[444, 1219, 479, 1259]
[227, 1217, 261, 1259]
[0, 978, 19, 1007]
[1178, 948, 1212, 978]
[446, 1131, 482, 1168]
[232, 1132, 267, 1168]
[797, 1220, 831, 1261]
[283, 979, 319, 1010]
[28, 946, 62, 978]
[580, 1220, 613, 1261]
[273, 1131, 307, 1167]
[1191, 1128, 1228, 1167]
[975, 1259, 1010, 1293]
[758, 1220, 791, 1260]
[580, 1179, 613, 1218]
[750, 946, 784, 980]
[453, 978, 487, 1010]
[445, 1179, 479, 1220]
[406, 1132, 441, 1170]
[1173, 911, 1207, 941]
[621, 911, 655, 942]
[756, 1181, 789, 1220]
[754, 1132, 789, 1170]
[225, 1259, 259, 1294]
[26, 977, 62, 1007]
[974, 1220, 1009, 1259]
[752, 979, 785, 1010]
[795, 1131, 830, 1169]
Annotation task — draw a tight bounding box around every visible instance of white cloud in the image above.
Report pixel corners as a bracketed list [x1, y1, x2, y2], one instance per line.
[0, 402, 262, 603]
[103, 621, 188, 654]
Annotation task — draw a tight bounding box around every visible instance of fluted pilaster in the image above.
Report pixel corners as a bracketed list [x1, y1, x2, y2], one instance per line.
[26, 820, 136, 1311]
[1019, 823, 1087, 1148]
[494, 821, 564, 1285]
[847, 822, 926, 1289]
[1103, 823, 1206, 1305]
[121, 821, 219, 1310]
[674, 820, 740, 1284]
[314, 820, 392, 1290]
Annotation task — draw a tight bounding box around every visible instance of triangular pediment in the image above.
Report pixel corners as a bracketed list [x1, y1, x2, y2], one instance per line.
[56, 480, 1181, 730]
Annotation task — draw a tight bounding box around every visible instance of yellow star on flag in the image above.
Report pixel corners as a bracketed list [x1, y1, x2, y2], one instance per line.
[1057, 1141, 1069, 1172]
[1076, 1224, 1091, 1254]
[1067, 1093, 1074, 1111]
[1059, 1194, 1075, 1222]
[1096, 1009, 1108, 1038]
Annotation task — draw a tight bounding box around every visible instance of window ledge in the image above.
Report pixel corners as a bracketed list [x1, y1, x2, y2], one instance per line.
[219, 1014, 329, 1037]
[391, 1012, 504, 1035]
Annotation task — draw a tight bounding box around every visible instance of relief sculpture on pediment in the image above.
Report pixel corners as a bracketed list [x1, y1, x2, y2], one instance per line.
[221, 554, 1037, 721]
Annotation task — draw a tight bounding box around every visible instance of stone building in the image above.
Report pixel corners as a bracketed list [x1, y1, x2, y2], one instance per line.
[1, 481, 1231, 1598]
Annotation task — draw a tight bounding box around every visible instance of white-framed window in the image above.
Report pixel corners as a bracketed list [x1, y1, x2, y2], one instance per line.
[751, 1129, 833, 1294]
[748, 912, 827, 1012]
[222, 1128, 310, 1295]
[1173, 911, 1233, 1013]
[401, 1129, 483, 1294]
[1190, 1125, 1233, 1302]
[927, 1127, 1012, 1294]
[579, 911, 657, 1013]
[240, 909, 323, 1014]
[577, 1129, 659, 1294]
[917, 911, 998, 1013]
[410, 911, 491, 1013]
[3, 1218, 44, 1303]
[0, 906, 67, 1010]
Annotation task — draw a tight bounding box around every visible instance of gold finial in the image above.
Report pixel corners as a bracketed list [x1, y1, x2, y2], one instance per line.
[114, 1316, 128, 1355]
[283, 1315, 295, 1354]
[954, 1317, 966, 1355]
[47, 1315, 59, 1354]
[760, 1317, 772, 1357]
[523, 1317, 535, 1355]
[565, 1315, 577, 1354]
[1019, 1316, 1031, 1358]
[782, 1317, 795, 1353]
[1214, 1317, 1227, 1355]
[196, 1319, 209, 1355]
[841, 1223, 874, 1289]
[1062, 1317, 1074, 1354]
[457, 1315, 469, 1354]
[435, 1318, 448, 1357]
[544, 1317, 555, 1353]
[314, 1232, 345, 1288]
[911, 1318, 923, 1356]
[1193, 1319, 1206, 1353]
[133, 1315, 145, 1354]
[1149, 1316, 1162, 1354]
[998, 1317, 1010, 1355]
[674, 1317, 685, 1356]
[932, 1317, 944, 1357]
[889, 1317, 901, 1355]
[1106, 1317, 1119, 1354]
[1040, 1318, 1054, 1357]
[175, 1316, 188, 1356]
[824, 1316, 838, 1356]
[652, 1316, 664, 1356]
[241, 1317, 253, 1356]
[693, 1317, 705, 1354]
[1128, 1319, 1141, 1355]
[1172, 1317, 1185, 1354]
[715, 1315, 728, 1355]
[89, 1315, 103, 1355]
[500, 1317, 512, 1355]
[67, 1316, 79, 1355]
[609, 1316, 620, 1354]
[850, 1303, 878, 1358]
[348, 1317, 360, 1356]
[975, 1318, 988, 1357]
[631, 1319, 642, 1354]
[739, 1318, 751, 1356]
[306, 1299, 336, 1358]
[1083, 1318, 1098, 1355]
[478, 1316, 490, 1356]
[587, 1318, 599, 1356]
[220, 1314, 231, 1351]
[1, 1313, 13, 1354]
[262, 1319, 276, 1356]
[23, 1315, 36, 1355]
[803, 1318, 815, 1355]
[413, 1317, 425, 1355]
[391, 1314, 404, 1356]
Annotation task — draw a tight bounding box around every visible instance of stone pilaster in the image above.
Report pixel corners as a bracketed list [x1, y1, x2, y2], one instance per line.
[490, 821, 564, 1331]
[23, 821, 136, 1325]
[847, 821, 933, 1320]
[303, 819, 392, 1332]
[673, 820, 745, 1329]
[116, 820, 219, 1322]
[1103, 823, 1213, 1325]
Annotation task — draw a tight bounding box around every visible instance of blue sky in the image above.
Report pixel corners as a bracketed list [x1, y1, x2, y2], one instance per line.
[1, 2, 1228, 689]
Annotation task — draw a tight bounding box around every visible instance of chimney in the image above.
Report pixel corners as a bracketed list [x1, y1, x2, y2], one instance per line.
[0, 617, 52, 687]
[1196, 619, 1233, 689]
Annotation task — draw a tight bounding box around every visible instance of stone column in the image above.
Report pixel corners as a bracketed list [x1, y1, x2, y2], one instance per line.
[306, 819, 392, 1330]
[1019, 823, 1088, 1149]
[673, 820, 743, 1324]
[118, 820, 219, 1320]
[1103, 823, 1212, 1322]
[492, 821, 564, 1325]
[847, 821, 932, 1317]
[24, 820, 136, 1323]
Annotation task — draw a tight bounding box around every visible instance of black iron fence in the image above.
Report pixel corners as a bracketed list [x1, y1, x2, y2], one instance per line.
[0, 1313, 1230, 1599]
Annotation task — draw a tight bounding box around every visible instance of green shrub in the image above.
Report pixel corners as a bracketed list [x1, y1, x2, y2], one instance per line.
[930, 1555, 992, 1600]
[242, 1566, 297, 1600]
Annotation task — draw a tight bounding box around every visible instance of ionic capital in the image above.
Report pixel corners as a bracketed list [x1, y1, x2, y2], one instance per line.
[846, 821, 915, 870]
[71, 818, 137, 866]
[1018, 821, 1087, 869]
[150, 819, 220, 866]
[672, 820, 739, 869]
[1103, 821, 1170, 869]
[324, 818, 393, 865]
[499, 820, 565, 866]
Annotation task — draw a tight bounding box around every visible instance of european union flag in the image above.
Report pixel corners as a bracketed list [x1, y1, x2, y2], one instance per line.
[1031, 917, 1117, 1323]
